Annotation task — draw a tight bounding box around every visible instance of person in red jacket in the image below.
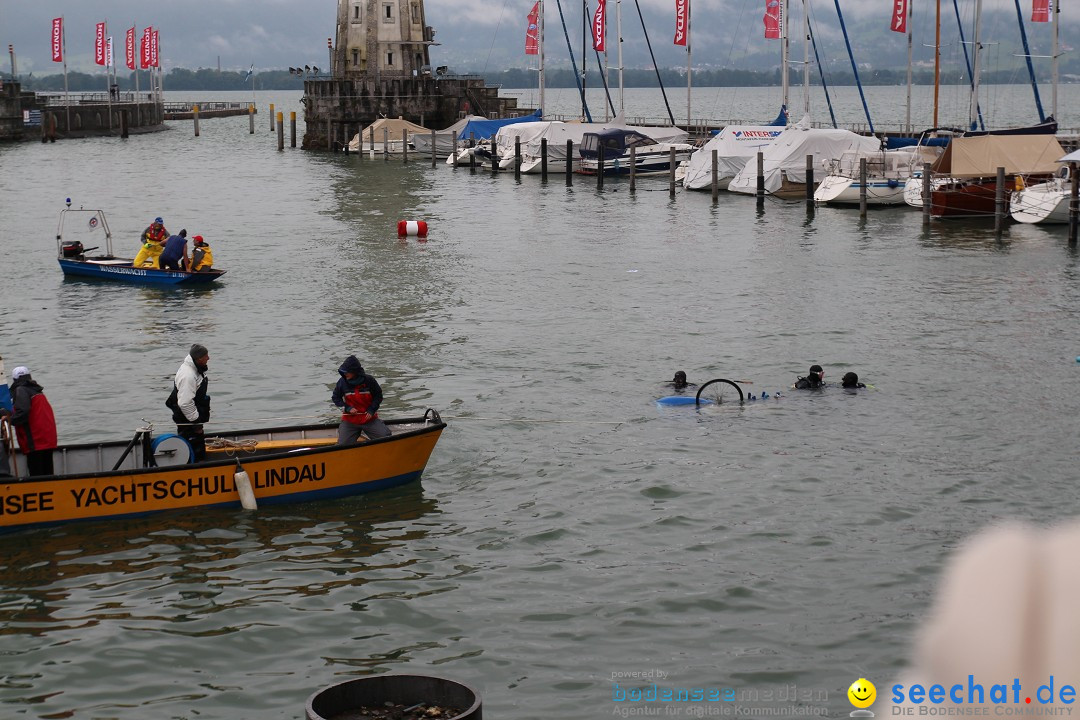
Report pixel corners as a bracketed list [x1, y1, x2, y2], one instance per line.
[5, 366, 58, 476]
[331, 355, 391, 443]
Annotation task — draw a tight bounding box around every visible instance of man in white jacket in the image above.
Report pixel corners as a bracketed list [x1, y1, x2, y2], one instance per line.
[166, 344, 211, 462]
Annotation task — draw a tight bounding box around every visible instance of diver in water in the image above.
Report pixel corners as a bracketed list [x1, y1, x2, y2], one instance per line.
[668, 371, 697, 392]
[792, 364, 825, 390]
[841, 372, 866, 389]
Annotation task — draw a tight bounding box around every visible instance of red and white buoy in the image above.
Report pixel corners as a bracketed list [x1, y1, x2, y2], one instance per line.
[397, 220, 428, 238]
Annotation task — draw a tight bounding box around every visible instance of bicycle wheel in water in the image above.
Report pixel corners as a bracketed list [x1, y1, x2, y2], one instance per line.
[695, 378, 745, 406]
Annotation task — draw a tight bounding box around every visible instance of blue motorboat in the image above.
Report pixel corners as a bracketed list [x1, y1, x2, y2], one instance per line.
[56, 206, 225, 286]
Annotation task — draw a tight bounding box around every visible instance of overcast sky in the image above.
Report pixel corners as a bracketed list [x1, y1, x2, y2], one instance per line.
[0, 0, 1067, 75]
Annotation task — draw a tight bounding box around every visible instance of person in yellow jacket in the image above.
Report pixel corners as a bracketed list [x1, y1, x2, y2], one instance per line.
[133, 217, 169, 268]
[190, 235, 214, 272]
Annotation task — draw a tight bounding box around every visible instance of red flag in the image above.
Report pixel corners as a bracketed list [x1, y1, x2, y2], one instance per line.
[763, 0, 782, 40]
[126, 27, 136, 70]
[593, 2, 605, 51]
[890, 0, 908, 33]
[141, 27, 151, 69]
[51, 17, 64, 62]
[673, 0, 687, 47]
[525, 2, 540, 55]
[1032, 0, 1051, 22]
[95, 22, 106, 65]
[151, 29, 159, 67]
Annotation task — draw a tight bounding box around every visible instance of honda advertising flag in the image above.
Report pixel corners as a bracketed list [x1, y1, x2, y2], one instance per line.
[126, 27, 135, 70]
[674, 0, 687, 46]
[51, 17, 63, 62]
[95, 22, 106, 65]
[141, 26, 151, 68]
[593, 2, 606, 51]
[890, 0, 908, 33]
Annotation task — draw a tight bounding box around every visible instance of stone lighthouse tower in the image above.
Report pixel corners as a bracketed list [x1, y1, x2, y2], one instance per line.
[302, 0, 529, 149]
[333, 0, 434, 79]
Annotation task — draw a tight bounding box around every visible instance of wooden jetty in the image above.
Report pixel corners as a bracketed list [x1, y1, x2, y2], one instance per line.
[164, 102, 254, 120]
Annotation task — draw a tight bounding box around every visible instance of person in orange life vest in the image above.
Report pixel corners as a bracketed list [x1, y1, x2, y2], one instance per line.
[332, 355, 391, 444]
[4, 366, 58, 476]
[134, 216, 169, 268]
[190, 235, 214, 272]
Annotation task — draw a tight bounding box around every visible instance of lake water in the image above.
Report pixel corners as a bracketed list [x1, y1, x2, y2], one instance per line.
[1, 87, 1079, 720]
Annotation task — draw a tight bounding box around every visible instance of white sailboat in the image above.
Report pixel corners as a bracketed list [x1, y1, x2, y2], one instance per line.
[815, 145, 942, 206]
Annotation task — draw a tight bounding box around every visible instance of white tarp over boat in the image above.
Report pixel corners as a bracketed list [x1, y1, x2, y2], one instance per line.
[728, 117, 881, 195]
[682, 125, 785, 190]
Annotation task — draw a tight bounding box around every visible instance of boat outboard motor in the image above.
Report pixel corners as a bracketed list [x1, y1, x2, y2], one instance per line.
[61, 240, 85, 258]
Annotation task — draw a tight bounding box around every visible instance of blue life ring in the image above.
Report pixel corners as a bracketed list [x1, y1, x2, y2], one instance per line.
[887, 179, 900, 188]
[151, 433, 194, 465]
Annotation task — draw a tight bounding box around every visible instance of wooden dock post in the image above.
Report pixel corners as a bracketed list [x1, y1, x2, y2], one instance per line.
[540, 138, 548, 181]
[922, 163, 932, 225]
[452, 131, 459, 168]
[515, 136, 521, 180]
[326, 120, 332, 151]
[270, 103, 275, 132]
[669, 148, 677, 198]
[431, 129, 437, 167]
[1070, 162, 1079, 245]
[566, 140, 573, 186]
[859, 157, 868, 218]
[994, 167, 1007, 234]
[290, 112, 296, 148]
[805, 154, 814, 205]
[711, 149, 719, 202]
[629, 146, 636, 193]
[383, 128, 390, 161]
[756, 151, 765, 206]
[121, 110, 129, 139]
[277, 112, 284, 151]
[491, 137, 498, 175]
[193, 105, 200, 137]
[597, 146, 605, 190]
[249, 104, 255, 134]
[403, 129, 409, 164]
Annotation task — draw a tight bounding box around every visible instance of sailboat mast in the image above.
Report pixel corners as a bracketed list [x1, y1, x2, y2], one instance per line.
[781, 0, 789, 111]
[933, 0, 940, 127]
[802, 0, 810, 117]
[540, 0, 546, 116]
[686, 0, 692, 127]
[969, 0, 983, 131]
[616, 0, 624, 114]
[581, 0, 587, 118]
[1052, 0, 1059, 120]
[906, 0, 913, 133]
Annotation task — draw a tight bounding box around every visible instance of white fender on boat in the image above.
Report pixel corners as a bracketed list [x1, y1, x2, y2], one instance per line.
[397, 220, 428, 238]
[234, 462, 257, 511]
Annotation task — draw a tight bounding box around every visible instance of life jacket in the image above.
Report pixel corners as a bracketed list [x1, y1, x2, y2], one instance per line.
[14, 392, 57, 454]
[341, 383, 378, 424]
[141, 225, 168, 245]
[191, 244, 213, 271]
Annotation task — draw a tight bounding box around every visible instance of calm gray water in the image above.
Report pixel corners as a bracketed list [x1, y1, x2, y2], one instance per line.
[1, 88, 1079, 720]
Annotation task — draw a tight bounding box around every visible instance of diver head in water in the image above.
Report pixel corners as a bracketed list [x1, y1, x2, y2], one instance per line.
[841, 371, 866, 389]
[672, 371, 688, 389]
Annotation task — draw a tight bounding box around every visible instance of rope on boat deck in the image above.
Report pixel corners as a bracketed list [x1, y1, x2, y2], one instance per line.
[204, 437, 260, 454]
[438, 415, 624, 426]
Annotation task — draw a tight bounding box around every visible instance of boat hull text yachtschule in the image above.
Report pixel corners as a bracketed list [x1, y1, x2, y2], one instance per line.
[0, 413, 445, 534]
[56, 206, 226, 286]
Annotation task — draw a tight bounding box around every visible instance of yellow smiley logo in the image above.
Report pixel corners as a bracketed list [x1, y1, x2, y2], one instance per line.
[848, 678, 876, 709]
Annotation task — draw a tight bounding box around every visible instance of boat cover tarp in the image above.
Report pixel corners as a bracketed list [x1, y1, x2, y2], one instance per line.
[361, 117, 430, 138]
[728, 117, 881, 194]
[684, 125, 785, 190]
[942, 135, 1065, 177]
[452, 110, 544, 142]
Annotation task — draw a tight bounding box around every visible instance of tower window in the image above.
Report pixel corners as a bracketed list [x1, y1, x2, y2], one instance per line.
[352, 50, 359, 66]
[352, 4, 362, 21]
[383, 3, 394, 22]
[387, 52, 394, 67]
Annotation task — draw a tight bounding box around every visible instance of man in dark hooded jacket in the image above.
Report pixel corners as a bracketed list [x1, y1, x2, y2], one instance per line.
[6, 366, 58, 476]
[332, 356, 391, 443]
[793, 364, 825, 390]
